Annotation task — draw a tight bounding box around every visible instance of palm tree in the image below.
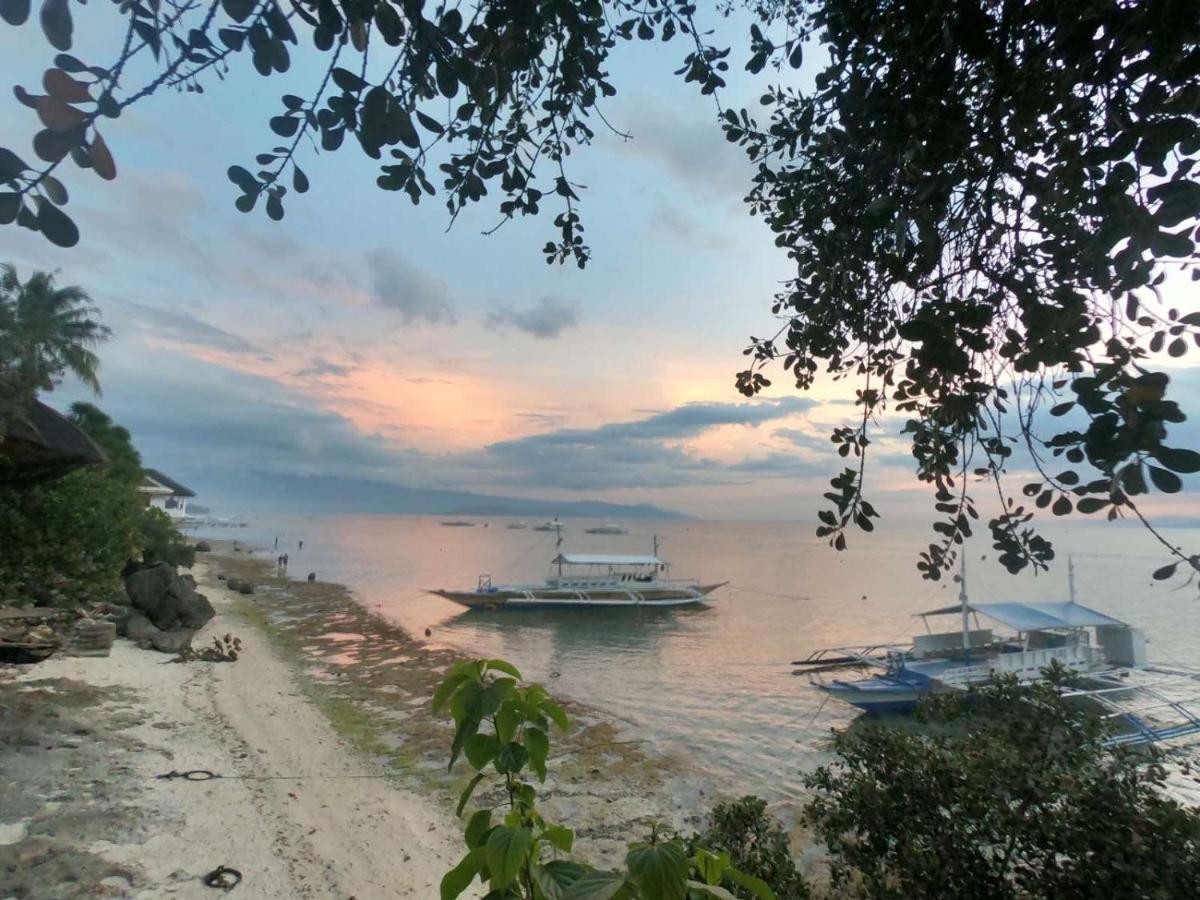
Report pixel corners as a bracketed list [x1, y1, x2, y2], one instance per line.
[0, 263, 112, 402]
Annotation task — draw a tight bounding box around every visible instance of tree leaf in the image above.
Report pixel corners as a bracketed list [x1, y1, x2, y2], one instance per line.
[485, 825, 533, 891]
[0, 192, 20, 225]
[1155, 446, 1200, 474]
[494, 741, 528, 774]
[0, 0, 31, 26]
[464, 809, 492, 849]
[35, 195, 78, 247]
[39, 0, 73, 51]
[89, 131, 116, 181]
[292, 165, 309, 193]
[723, 867, 777, 900]
[1152, 562, 1178, 581]
[626, 840, 688, 900]
[41, 174, 67, 205]
[43, 68, 90, 103]
[455, 771, 485, 816]
[0, 147, 28, 182]
[1149, 466, 1182, 494]
[463, 732, 499, 769]
[36, 95, 85, 131]
[440, 847, 484, 900]
[541, 824, 574, 853]
[533, 860, 588, 900]
[221, 0, 254, 24]
[562, 870, 633, 900]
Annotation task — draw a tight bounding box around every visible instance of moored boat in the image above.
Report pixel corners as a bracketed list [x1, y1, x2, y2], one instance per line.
[430, 536, 725, 610]
[585, 524, 627, 535]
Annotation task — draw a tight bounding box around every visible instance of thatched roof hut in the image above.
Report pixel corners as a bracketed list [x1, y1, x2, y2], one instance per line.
[0, 400, 107, 482]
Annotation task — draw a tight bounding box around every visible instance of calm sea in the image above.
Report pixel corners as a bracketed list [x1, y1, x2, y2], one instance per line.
[193, 515, 1200, 800]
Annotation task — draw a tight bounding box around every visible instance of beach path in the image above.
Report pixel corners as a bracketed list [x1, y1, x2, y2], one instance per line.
[0, 559, 470, 898]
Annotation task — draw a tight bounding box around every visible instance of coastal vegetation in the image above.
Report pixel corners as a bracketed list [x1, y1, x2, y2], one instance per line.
[2, 2, 1199, 581]
[434, 658, 1200, 899]
[0, 264, 193, 605]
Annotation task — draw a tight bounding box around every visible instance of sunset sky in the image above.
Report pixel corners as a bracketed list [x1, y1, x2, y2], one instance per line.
[4, 10, 1198, 522]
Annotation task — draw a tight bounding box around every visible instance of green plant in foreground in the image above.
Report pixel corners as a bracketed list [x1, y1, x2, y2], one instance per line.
[689, 797, 808, 900]
[435, 658, 779, 900]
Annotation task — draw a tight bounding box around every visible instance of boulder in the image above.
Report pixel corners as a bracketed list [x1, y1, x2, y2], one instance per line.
[124, 611, 195, 654]
[237, 582, 255, 596]
[225, 577, 242, 592]
[195, 541, 212, 552]
[124, 563, 215, 631]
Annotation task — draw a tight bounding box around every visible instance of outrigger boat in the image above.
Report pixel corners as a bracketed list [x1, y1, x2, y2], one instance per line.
[430, 532, 725, 610]
[796, 560, 1200, 745]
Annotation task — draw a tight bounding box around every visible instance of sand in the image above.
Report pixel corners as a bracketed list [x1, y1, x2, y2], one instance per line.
[0, 560, 472, 899]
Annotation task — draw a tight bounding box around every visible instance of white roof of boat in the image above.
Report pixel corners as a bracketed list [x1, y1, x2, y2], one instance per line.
[552, 553, 664, 566]
[917, 601, 1127, 631]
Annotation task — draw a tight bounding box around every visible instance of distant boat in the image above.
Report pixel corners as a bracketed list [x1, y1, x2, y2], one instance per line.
[506, 523, 528, 530]
[585, 524, 627, 535]
[430, 534, 725, 610]
[441, 520, 475, 527]
[532, 518, 562, 532]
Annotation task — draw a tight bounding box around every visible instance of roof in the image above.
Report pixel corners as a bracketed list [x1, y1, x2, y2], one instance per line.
[918, 601, 1127, 631]
[142, 468, 195, 497]
[0, 400, 106, 481]
[552, 553, 664, 566]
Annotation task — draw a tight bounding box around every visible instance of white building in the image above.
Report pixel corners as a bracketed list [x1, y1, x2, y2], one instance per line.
[138, 468, 196, 519]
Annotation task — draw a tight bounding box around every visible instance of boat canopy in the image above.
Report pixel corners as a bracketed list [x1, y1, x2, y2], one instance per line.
[552, 553, 664, 567]
[918, 601, 1127, 631]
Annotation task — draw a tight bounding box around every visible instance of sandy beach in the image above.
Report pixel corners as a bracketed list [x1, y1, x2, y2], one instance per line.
[0, 557, 470, 899]
[0, 545, 716, 898]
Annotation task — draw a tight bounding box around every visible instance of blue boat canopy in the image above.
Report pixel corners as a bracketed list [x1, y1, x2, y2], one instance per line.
[918, 601, 1127, 632]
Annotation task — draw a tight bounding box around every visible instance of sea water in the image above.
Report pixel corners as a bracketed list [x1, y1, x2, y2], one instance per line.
[196, 515, 1200, 800]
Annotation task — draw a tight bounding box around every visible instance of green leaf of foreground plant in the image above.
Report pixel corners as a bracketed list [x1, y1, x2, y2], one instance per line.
[465, 732, 501, 769]
[562, 870, 634, 900]
[686, 881, 738, 900]
[627, 840, 689, 900]
[525, 727, 549, 781]
[542, 824, 574, 853]
[464, 808, 492, 849]
[484, 658, 523, 679]
[432, 669, 470, 713]
[724, 866, 777, 900]
[485, 825, 533, 891]
[457, 772, 486, 816]
[440, 847, 485, 900]
[532, 860, 589, 900]
[692, 849, 728, 886]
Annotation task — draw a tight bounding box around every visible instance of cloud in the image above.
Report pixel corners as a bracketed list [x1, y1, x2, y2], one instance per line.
[118, 300, 257, 354]
[480, 397, 816, 489]
[365, 248, 456, 325]
[485, 296, 581, 339]
[616, 101, 752, 197]
[294, 358, 353, 378]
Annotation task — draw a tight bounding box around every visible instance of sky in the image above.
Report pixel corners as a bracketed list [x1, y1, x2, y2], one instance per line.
[3, 8, 1198, 524]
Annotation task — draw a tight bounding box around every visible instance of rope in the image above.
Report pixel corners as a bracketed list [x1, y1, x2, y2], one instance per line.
[728, 583, 811, 602]
[155, 769, 397, 782]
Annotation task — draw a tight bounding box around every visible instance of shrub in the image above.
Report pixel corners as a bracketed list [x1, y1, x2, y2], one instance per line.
[804, 669, 1200, 899]
[691, 797, 808, 900]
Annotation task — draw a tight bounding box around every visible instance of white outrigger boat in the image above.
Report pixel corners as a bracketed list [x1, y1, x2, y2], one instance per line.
[797, 560, 1200, 746]
[430, 534, 725, 610]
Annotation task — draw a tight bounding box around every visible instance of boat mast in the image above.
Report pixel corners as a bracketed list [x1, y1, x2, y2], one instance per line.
[959, 553, 970, 658]
[1068, 555, 1077, 604]
[653, 534, 660, 575]
[556, 518, 563, 576]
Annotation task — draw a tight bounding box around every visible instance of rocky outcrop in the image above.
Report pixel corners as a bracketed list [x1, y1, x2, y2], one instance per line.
[124, 563, 214, 632]
[195, 541, 212, 552]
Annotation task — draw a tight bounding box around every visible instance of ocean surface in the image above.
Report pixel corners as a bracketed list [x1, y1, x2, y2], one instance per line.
[192, 514, 1200, 801]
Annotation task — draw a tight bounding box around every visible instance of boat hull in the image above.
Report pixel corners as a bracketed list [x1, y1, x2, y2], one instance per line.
[815, 679, 932, 714]
[431, 583, 726, 610]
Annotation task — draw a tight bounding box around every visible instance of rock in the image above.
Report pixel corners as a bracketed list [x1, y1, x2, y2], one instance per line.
[109, 605, 134, 636]
[237, 582, 255, 595]
[125, 611, 159, 646]
[195, 541, 212, 552]
[124, 563, 214, 631]
[225, 577, 242, 592]
[307, 572, 316, 582]
[216, 573, 227, 581]
[150, 628, 194, 654]
[124, 611, 195, 653]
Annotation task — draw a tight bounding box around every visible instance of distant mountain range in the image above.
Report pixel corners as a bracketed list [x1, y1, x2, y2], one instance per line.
[204, 472, 686, 520]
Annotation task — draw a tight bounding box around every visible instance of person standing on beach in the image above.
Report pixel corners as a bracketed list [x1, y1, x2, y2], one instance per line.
[274, 537, 278, 550]
[298, 540, 303, 551]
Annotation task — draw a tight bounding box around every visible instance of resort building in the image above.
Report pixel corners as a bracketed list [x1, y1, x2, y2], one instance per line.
[138, 468, 196, 519]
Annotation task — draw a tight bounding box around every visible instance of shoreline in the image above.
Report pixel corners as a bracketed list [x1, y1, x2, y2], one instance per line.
[206, 542, 721, 864]
[0, 556, 471, 898]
